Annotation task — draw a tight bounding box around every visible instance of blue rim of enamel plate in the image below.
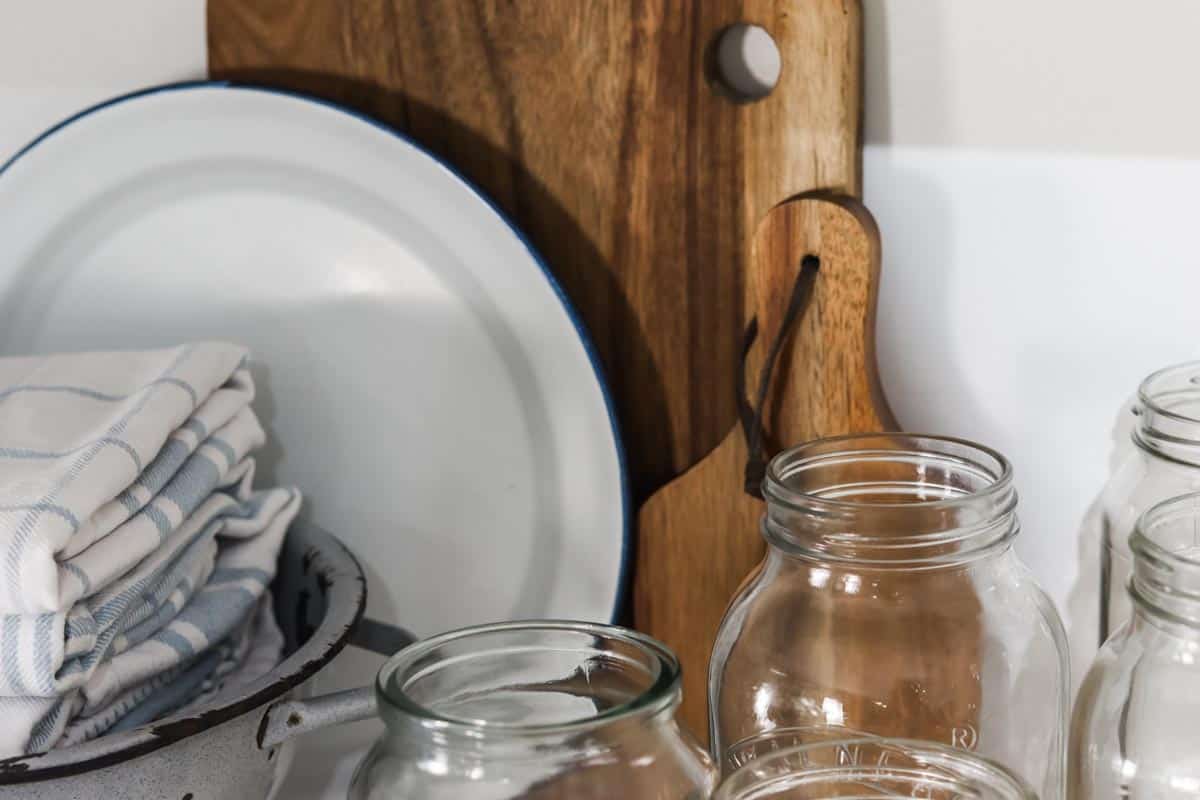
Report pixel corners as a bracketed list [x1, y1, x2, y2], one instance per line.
[0, 80, 632, 625]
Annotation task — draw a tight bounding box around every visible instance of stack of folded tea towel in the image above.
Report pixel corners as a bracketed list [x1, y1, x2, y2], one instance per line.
[0, 343, 299, 757]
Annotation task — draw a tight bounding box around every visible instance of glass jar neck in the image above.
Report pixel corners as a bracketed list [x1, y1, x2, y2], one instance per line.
[713, 738, 1037, 800]
[1130, 492, 1200, 629]
[761, 434, 1018, 568]
[374, 621, 682, 754]
[381, 705, 680, 762]
[1133, 361, 1200, 467]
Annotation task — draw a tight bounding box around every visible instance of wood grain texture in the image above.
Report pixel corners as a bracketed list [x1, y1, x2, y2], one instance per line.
[207, 0, 863, 501]
[751, 196, 895, 444]
[634, 195, 895, 740]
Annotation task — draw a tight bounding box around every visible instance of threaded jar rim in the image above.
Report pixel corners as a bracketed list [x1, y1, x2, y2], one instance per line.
[1130, 492, 1200, 627]
[1137, 360, 1200, 426]
[713, 737, 1038, 800]
[1134, 361, 1200, 464]
[760, 434, 1018, 564]
[764, 433, 1014, 514]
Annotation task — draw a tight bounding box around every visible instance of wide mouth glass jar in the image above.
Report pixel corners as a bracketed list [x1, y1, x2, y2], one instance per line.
[709, 434, 1068, 799]
[349, 620, 717, 798]
[714, 737, 1038, 800]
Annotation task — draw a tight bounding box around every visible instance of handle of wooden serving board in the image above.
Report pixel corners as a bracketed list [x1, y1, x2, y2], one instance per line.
[745, 194, 897, 449]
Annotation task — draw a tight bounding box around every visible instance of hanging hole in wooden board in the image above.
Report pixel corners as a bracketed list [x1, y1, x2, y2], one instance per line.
[709, 23, 781, 102]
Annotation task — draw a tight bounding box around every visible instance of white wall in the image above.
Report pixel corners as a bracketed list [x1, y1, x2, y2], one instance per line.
[864, 0, 1200, 158]
[0, 1, 204, 158]
[862, 1, 1200, 684]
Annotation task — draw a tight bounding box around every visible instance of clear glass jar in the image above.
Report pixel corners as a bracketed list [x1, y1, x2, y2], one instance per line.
[1099, 361, 1200, 644]
[708, 434, 1069, 799]
[714, 737, 1038, 800]
[1071, 492, 1200, 800]
[348, 620, 718, 799]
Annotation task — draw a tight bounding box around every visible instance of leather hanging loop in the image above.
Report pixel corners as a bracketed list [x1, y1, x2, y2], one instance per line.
[738, 255, 820, 498]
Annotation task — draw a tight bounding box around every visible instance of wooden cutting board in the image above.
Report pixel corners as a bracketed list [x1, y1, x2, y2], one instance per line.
[637, 194, 897, 740]
[207, 0, 864, 502]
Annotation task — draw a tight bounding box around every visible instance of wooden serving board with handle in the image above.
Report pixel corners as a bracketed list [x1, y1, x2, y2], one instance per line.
[207, 0, 864, 501]
[636, 194, 897, 740]
[208, 0, 892, 750]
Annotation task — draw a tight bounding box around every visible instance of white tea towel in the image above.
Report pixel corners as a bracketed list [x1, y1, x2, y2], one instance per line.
[0, 487, 299, 755]
[0, 343, 251, 614]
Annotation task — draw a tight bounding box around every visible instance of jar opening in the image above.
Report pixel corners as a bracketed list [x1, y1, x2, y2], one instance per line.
[762, 434, 1018, 565]
[713, 738, 1037, 800]
[1135, 362, 1200, 463]
[375, 621, 680, 735]
[1131, 492, 1200, 626]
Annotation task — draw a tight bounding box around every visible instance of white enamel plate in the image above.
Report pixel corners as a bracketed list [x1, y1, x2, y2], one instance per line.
[0, 83, 629, 637]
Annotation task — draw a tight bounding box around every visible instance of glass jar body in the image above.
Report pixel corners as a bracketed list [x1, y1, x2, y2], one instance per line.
[349, 713, 716, 799]
[1070, 615, 1200, 800]
[347, 621, 717, 799]
[710, 545, 1067, 798]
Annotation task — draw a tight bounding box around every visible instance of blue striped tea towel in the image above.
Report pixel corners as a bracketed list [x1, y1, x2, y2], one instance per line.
[0, 486, 299, 755]
[0, 344, 299, 756]
[0, 407, 268, 696]
[0, 343, 253, 614]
